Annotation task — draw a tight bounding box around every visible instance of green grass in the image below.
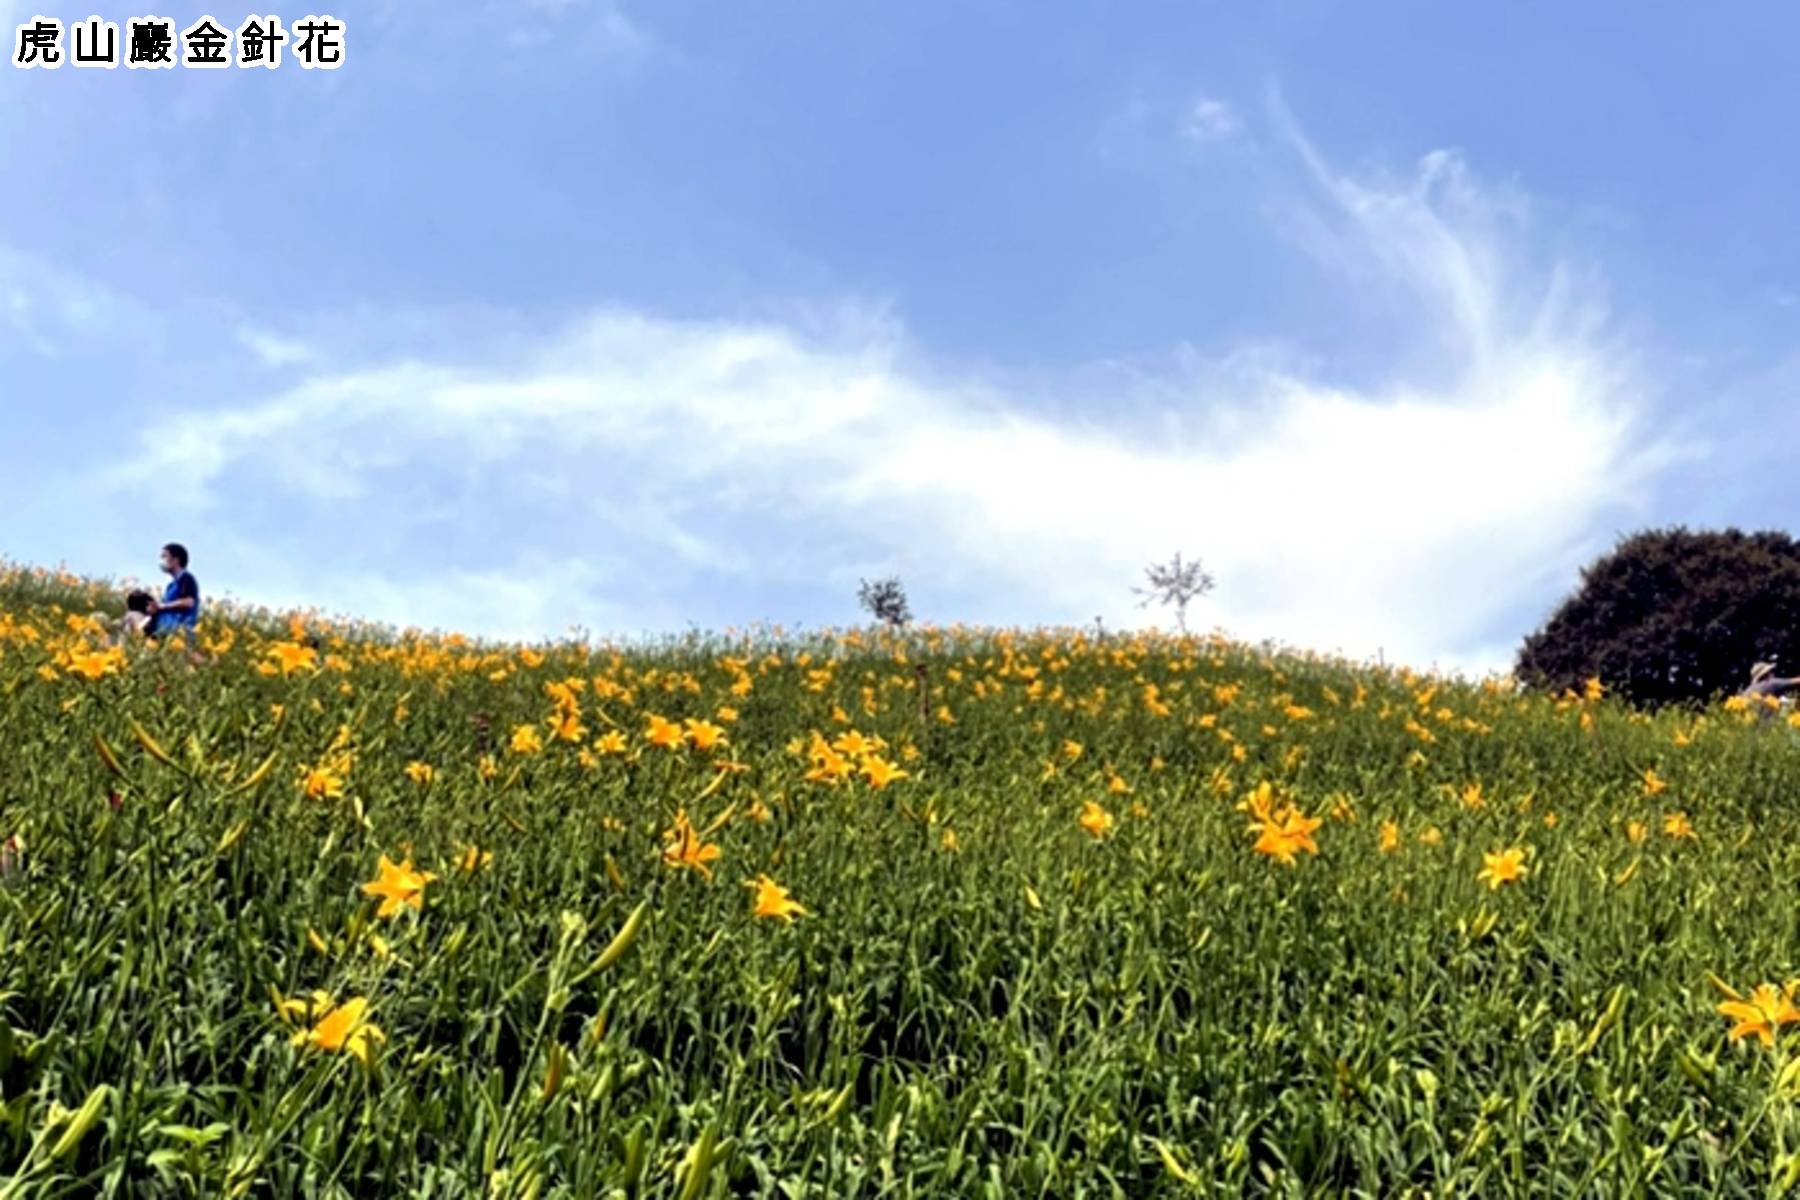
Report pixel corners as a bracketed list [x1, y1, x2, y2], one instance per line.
[4, 562, 1800, 1197]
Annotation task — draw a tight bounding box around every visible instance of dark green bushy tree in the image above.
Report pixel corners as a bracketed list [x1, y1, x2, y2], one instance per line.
[857, 576, 912, 629]
[1516, 527, 1800, 706]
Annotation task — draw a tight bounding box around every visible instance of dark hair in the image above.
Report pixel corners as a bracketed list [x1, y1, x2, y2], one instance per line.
[126, 590, 153, 614]
[162, 543, 189, 568]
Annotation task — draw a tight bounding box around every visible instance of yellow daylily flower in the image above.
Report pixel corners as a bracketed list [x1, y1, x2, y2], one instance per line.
[1078, 799, 1114, 840]
[1719, 982, 1800, 1047]
[361, 854, 437, 918]
[278, 992, 384, 1067]
[861, 756, 909, 789]
[661, 809, 721, 881]
[1476, 847, 1527, 891]
[746, 874, 807, 922]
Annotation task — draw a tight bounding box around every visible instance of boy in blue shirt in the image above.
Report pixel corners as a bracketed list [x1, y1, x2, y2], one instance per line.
[147, 543, 202, 642]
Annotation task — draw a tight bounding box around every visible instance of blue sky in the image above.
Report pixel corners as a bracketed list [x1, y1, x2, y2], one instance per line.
[5, 1, 1798, 672]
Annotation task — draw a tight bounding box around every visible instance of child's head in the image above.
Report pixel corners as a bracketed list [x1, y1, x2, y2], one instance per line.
[127, 590, 153, 614]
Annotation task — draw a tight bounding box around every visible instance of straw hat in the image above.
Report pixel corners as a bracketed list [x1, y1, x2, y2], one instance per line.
[1751, 661, 1777, 684]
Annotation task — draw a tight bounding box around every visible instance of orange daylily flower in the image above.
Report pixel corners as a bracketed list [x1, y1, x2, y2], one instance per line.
[660, 809, 721, 881]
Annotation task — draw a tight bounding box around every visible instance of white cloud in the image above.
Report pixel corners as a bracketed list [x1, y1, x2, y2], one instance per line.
[87, 140, 1665, 677]
[1182, 97, 1240, 143]
[220, 541, 676, 643]
[236, 326, 315, 367]
[501, 0, 651, 59]
[0, 247, 150, 358]
[1097, 90, 1243, 164]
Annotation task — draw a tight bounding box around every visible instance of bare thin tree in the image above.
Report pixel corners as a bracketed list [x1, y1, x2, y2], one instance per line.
[1133, 552, 1214, 633]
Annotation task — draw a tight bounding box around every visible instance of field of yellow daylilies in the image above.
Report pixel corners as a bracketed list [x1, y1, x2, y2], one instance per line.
[7, 562, 1800, 1196]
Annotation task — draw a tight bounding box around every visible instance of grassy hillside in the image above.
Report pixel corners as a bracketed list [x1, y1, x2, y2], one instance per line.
[5, 562, 1800, 1196]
